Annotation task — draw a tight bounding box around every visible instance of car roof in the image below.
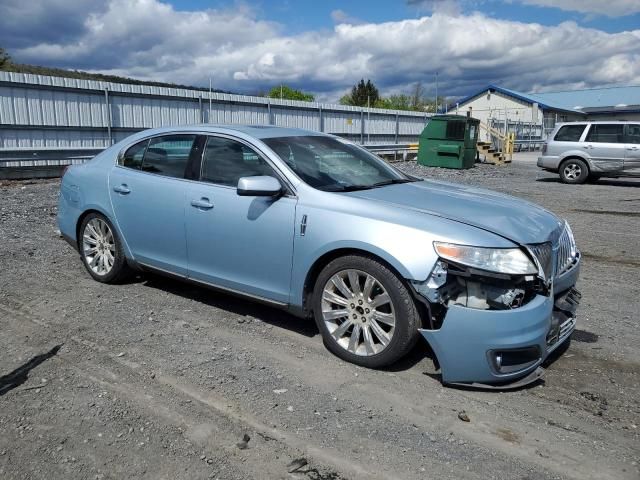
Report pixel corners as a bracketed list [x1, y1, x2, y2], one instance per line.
[556, 120, 638, 126]
[136, 124, 325, 140]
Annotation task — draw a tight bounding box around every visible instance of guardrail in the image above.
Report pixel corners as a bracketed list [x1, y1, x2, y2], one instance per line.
[513, 139, 544, 151]
[364, 143, 419, 162]
[0, 148, 100, 179]
[0, 143, 422, 179]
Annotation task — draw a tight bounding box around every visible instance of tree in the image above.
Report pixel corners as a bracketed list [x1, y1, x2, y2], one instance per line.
[409, 81, 425, 110]
[340, 79, 380, 107]
[339, 94, 352, 105]
[267, 85, 315, 101]
[422, 96, 447, 113]
[0, 47, 11, 68]
[375, 94, 411, 110]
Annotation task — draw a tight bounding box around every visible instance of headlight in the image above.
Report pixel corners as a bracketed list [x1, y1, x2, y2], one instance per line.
[433, 242, 538, 275]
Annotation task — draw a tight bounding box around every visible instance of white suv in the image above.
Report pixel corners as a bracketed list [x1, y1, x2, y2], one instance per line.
[538, 121, 640, 184]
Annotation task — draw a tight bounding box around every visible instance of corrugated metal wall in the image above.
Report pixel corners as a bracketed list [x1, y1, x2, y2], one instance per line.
[0, 71, 430, 150]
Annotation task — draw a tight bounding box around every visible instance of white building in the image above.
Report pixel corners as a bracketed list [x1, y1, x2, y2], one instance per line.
[453, 84, 640, 141]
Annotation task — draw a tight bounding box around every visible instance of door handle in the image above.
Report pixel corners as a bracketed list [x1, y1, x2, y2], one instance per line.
[582, 145, 592, 149]
[191, 198, 214, 210]
[113, 184, 131, 194]
[627, 146, 639, 151]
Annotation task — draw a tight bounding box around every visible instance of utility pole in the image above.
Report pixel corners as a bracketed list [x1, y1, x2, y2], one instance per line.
[367, 95, 371, 144]
[435, 72, 439, 114]
[280, 84, 283, 99]
[209, 77, 212, 123]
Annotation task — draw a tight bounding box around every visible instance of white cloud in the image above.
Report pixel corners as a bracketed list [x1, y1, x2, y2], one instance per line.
[517, 0, 640, 17]
[2, 0, 640, 101]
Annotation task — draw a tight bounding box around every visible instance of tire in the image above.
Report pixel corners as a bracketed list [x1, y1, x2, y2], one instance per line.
[559, 158, 589, 184]
[79, 212, 132, 283]
[312, 254, 420, 368]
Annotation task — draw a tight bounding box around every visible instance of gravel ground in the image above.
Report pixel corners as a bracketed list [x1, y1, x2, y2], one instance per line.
[0, 156, 638, 480]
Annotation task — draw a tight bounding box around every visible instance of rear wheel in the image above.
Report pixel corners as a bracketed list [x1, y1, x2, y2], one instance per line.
[79, 213, 132, 283]
[559, 158, 589, 184]
[312, 255, 420, 368]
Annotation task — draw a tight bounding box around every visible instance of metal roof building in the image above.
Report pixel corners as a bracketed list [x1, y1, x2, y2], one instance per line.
[452, 84, 640, 143]
[455, 84, 640, 119]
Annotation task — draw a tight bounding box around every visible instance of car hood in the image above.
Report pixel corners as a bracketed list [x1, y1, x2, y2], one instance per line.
[343, 180, 563, 245]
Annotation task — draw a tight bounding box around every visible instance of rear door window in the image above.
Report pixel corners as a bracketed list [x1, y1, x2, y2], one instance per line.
[121, 140, 148, 169]
[585, 124, 625, 143]
[626, 124, 640, 144]
[554, 125, 586, 142]
[141, 135, 197, 178]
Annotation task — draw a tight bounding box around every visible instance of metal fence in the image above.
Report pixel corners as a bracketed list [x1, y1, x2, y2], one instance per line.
[0, 71, 431, 171]
[487, 117, 557, 151]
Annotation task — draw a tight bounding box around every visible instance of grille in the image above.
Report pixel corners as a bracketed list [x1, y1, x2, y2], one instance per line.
[555, 223, 578, 276]
[528, 242, 553, 279]
[559, 317, 576, 339]
[528, 223, 578, 279]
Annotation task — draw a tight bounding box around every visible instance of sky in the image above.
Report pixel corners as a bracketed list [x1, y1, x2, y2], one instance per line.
[0, 0, 639, 102]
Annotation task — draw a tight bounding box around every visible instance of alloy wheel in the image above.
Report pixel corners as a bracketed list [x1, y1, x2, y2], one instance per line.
[564, 163, 581, 180]
[82, 218, 116, 276]
[321, 269, 396, 356]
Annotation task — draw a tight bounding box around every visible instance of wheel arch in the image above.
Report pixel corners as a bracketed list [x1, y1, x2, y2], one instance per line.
[560, 155, 590, 173]
[300, 247, 431, 327]
[75, 209, 106, 247]
[75, 207, 134, 260]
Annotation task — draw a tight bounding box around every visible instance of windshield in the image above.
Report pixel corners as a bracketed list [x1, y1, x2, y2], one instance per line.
[262, 135, 417, 191]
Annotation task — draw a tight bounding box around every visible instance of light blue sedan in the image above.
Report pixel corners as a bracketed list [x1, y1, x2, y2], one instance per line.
[58, 125, 581, 388]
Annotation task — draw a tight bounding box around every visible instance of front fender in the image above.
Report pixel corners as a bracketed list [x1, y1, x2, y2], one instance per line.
[287, 196, 514, 307]
[308, 238, 416, 280]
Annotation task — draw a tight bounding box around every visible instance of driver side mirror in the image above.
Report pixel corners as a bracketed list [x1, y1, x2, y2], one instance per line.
[237, 176, 282, 197]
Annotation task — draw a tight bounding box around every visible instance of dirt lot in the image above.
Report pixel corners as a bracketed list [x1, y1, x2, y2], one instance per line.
[1, 156, 638, 480]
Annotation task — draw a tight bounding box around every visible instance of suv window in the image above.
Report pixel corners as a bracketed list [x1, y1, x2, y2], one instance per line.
[554, 125, 586, 142]
[201, 137, 276, 187]
[626, 124, 640, 144]
[121, 140, 148, 168]
[585, 124, 624, 143]
[141, 135, 196, 178]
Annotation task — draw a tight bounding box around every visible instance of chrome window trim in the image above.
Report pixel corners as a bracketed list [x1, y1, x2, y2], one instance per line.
[114, 129, 297, 197]
[116, 130, 206, 165]
[118, 138, 150, 168]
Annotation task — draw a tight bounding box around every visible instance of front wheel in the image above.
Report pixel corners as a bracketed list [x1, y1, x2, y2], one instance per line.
[559, 158, 589, 184]
[312, 255, 420, 368]
[79, 212, 132, 283]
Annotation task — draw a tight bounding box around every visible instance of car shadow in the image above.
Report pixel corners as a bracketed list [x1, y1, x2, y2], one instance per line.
[129, 272, 438, 370]
[543, 337, 572, 366]
[138, 272, 320, 338]
[536, 177, 640, 187]
[123, 273, 576, 389]
[382, 339, 437, 372]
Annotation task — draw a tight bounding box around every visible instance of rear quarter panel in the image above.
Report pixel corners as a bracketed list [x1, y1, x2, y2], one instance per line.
[57, 145, 133, 258]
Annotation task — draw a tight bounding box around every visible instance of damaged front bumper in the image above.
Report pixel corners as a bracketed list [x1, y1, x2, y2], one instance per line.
[419, 257, 581, 388]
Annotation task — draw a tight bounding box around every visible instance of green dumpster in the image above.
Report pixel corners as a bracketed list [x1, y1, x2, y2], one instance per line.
[417, 114, 480, 169]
